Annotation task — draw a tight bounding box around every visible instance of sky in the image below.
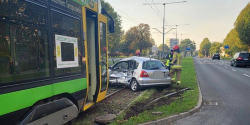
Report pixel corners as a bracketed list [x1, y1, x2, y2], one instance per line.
[104, 0, 249, 49]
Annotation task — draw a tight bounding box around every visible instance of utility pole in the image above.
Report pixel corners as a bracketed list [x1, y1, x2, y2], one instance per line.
[143, 1, 187, 59]
[166, 24, 189, 45]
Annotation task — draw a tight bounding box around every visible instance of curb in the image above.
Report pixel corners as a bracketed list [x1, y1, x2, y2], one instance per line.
[139, 58, 203, 125]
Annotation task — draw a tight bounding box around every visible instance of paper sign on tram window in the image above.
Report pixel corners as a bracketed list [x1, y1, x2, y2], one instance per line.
[55, 34, 79, 68]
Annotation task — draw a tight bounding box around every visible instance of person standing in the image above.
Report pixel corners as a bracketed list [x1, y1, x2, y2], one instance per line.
[165, 49, 174, 70]
[170, 45, 182, 85]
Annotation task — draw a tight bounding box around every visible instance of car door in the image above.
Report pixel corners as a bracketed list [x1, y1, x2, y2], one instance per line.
[109, 61, 129, 84]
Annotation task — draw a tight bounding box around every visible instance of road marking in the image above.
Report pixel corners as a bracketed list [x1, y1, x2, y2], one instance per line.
[243, 74, 250, 77]
[232, 69, 236, 71]
[204, 101, 218, 106]
[224, 66, 228, 68]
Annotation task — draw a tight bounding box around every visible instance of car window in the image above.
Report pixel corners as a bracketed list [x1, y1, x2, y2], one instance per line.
[142, 61, 165, 70]
[129, 60, 139, 69]
[239, 53, 250, 58]
[112, 61, 128, 70]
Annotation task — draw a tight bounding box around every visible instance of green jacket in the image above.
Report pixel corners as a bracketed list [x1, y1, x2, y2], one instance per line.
[166, 53, 173, 66]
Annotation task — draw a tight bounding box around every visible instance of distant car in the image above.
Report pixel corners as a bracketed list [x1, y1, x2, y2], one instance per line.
[231, 52, 250, 67]
[108, 56, 171, 92]
[212, 53, 220, 60]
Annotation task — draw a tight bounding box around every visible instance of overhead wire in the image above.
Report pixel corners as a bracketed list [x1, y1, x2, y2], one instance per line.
[146, 0, 176, 34]
[111, 4, 140, 25]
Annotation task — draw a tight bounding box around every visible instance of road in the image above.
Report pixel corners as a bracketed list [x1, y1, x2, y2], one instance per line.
[174, 58, 250, 125]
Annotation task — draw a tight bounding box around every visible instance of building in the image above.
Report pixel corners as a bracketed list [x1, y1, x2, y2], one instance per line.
[166, 38, 179, 49]
[152, 45, 159, 56]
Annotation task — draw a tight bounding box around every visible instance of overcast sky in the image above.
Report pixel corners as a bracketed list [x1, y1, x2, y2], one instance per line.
[104, 0, 249, 49]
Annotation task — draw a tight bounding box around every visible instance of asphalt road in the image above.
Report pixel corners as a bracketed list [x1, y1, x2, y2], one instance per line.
[174, 58, 250, 125]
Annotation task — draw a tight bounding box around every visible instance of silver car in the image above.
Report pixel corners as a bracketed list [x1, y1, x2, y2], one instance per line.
[108, 56, 172, 91]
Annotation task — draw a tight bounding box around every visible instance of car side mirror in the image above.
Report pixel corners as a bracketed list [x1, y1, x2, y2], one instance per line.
[108, 20, 115, 33]
[108, 66, 112, 69]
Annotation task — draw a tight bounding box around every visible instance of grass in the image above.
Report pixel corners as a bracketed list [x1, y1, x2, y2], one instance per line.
[108, 60, 120, 66]
[110, 57, 199, 125]
[221, 57, 231, 60]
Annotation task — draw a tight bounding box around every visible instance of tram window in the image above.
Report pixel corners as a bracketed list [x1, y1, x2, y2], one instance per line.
[0, 0, 46, 26]
[0, 22, 50, 84]
[51, 11, 83, 77]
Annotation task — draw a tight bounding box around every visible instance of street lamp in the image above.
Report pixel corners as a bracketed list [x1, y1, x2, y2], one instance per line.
[166, 24, 189, 44]
[153, 28, 175, 57]
[144, 1, 187, 59]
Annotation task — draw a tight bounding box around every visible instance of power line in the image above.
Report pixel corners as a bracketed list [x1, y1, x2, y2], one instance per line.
[111, 4, 141, 24]
[145, 0, 175, 34]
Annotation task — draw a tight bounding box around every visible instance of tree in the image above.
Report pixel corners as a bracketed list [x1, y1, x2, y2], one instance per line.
[124, 23, 154, 54]
[223, 29, 248, 56]
[158, 44, 169, 53]
[179, 39, 196, 57]
[101, 0, 123, 52]
[209, 42, 222, 54]
[133, 24, 153, 52]
[235, 2, 250, 52]
[199, 38, 211, 57]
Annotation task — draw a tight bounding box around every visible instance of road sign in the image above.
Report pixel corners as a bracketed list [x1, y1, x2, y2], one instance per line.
[186, 47, 191, 50]
[224, 45, 229, 49]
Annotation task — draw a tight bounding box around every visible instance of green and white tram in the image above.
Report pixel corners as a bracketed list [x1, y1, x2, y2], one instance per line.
[0, 0, 114, 124]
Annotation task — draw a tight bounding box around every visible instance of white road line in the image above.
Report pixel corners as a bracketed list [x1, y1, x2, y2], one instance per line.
[243, 74, 250, 77]
[224, 66, 228, 68]
[232, 69, 236, 71]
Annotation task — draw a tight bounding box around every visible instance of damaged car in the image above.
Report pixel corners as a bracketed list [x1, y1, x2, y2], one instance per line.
[108, 56, 172, 91]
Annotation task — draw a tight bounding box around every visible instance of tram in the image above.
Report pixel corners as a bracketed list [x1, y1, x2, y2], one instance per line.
[0, 0, 114, 124]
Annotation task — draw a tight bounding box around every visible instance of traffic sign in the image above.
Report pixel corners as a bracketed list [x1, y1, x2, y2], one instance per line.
[186, 47, 191, 50]
[224, 45, 229, 49]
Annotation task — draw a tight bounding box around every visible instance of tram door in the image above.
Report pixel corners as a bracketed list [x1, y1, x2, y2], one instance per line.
[85, 9, 108, 106]
[96, 14, 108, 102]
[85, 9, 98, 104]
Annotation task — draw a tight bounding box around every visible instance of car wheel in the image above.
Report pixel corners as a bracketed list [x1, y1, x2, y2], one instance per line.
[130, 79, 140, 92]
[233, 62, 238, 67]
[231, 62, 233, 66]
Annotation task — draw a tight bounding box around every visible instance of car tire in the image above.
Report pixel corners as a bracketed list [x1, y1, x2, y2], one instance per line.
[130, 79, 140, 92]
[233, 62, 238, 67]
[231, 62, 233, 66]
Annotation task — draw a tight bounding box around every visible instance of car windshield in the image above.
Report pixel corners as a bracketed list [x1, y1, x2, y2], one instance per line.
[239, 53, 250, 58]
[142, 61, 165, 70]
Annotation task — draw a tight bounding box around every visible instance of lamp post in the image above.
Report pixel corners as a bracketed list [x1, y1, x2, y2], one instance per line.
[153, 28, 175, 58]
[143, 1, 187, 59]
[166, 24, 189, 45]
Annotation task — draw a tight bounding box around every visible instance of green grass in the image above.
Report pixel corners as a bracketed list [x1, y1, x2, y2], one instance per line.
[108, 60, 120, 66]
[221, 57, 231, 60]
[110, 57, 199, 125]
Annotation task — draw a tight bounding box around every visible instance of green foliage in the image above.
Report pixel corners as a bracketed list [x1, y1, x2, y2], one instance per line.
[223, 29, 248, 56]
[179, 39, 196, 57]
[158, 44, 169, 54]
[235, 2, 250, 51]
[199, 38, 211, 57]
[209, 42, 222, 54]
[120, 23, 154, 55]
[101, 0, 123, 52]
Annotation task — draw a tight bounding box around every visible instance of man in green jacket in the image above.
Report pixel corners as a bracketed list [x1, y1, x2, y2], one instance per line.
[166, 49, 174, 70]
